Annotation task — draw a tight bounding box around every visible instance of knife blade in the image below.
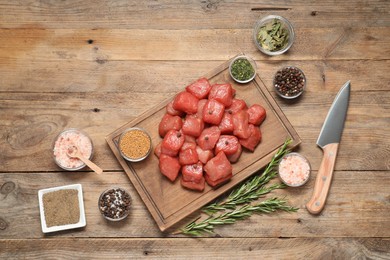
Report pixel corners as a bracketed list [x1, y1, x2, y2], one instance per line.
[306, 81, 351, 214]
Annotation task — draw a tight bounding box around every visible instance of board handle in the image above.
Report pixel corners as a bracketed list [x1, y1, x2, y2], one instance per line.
[306, 143, 339, 214]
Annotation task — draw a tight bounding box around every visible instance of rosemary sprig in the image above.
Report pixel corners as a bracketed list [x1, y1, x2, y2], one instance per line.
[180, 197, 298, 236]
[176, 138, 297, 236]
[203, 138, 292, 215]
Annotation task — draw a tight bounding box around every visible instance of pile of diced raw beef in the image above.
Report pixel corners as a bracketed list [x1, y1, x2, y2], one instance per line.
[154, 78, 266, 191]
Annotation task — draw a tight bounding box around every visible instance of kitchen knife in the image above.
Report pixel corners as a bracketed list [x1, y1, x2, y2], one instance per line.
[306, 81, 351, 214]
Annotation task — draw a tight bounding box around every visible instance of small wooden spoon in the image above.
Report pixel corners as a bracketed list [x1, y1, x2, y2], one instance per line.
[67, 145, 103, 174]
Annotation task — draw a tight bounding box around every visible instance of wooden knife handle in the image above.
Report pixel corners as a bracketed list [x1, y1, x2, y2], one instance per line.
[306, 143, 339, 214]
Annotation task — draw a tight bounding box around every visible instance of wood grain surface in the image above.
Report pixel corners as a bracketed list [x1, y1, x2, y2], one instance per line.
[0, 0, 389, 258]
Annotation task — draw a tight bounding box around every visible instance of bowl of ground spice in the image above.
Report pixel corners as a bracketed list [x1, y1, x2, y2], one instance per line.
[273, 66, 306, 99]
[253, 15, 295, 56]
[229, 55, 257, 84]
[98, 187, 132, 221]
[118, 127, 152, 162]
[38, 184, 86, 233]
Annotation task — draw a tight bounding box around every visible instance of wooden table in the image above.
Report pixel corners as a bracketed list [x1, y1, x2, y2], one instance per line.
[1, 1, 389, 258]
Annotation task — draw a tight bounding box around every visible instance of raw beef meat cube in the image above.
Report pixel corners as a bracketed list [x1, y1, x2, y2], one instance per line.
[185, 78, 212, 99]
[205, 172, 232, 188]
[180, 141, 197, 152]
[232, 110, 251, 139]
[226, 98, 247, 114]
[159, 154, 181, 182]
[196, 99, 208, 119]
[208, 83, 234, 107]
[227, 143, 242, 163]
[204, 151, 232, 182]
[159, 114, 183, 138]
[172, 91, 199, 114]
[182, 161, 204, 183]
[182, 114, 205, 137]
[166, 100, 185, 117]
[215, 135, 240, 156]
[218, 112, 234, 134]
[202, 99, 225, 125]
[181, 176, 205, 191]
[179, 147, 199, 165]
[161, 129, 185, 157]
[247, 104, 266, 126]
[196, 146, 214, 164]
[239, 124, 262, 152]
[196, 126, 221, 150]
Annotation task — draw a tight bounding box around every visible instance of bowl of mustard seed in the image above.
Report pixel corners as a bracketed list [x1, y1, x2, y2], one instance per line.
[118, 127, 152, 162]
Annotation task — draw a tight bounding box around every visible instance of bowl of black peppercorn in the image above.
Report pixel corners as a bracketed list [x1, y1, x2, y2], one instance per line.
[98, 187, 132, 221]
[273, 66, 306, 99]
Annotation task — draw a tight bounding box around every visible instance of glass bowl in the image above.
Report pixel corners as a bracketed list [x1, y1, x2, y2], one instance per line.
[52, 128, 93, 171]
[98, 187, 131, 221]
[273, 66, 306, 99]
[278, 152, 311, 187]
[253, 15, 295, 56]
[229, 55, 257, 84]
[118, 127, 152, 162]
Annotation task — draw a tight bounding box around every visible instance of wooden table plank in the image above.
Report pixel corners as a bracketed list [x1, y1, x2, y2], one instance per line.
[0, 238, 389, 259]
[1, 90, 388, 172]
[0, 60, 388, 92]
[0, 28, 389, 62]
[0, 171, 389, 238]
[0, 0, 388, 29]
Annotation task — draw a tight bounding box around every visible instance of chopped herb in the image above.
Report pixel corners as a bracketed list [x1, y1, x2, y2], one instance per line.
[257, 18, 289, 52]
[230, 58, 255, 82]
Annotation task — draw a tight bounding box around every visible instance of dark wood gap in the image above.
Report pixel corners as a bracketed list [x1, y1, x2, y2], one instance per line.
[251, 7, 291, 11]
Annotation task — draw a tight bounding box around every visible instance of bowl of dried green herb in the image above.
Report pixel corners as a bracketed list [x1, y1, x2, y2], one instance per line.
[253, 15, 295, 56]
[229, 55, 257, 84]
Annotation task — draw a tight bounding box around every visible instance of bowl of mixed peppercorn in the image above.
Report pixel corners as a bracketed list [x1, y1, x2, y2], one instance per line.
[253, 15, 295, 56]
[229, 55, 257, 84]
[273, 66, 306, 99]
[98, 187, 132, 221]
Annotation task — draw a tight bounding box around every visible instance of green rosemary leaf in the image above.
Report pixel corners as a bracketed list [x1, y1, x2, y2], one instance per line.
[179, 197, 298, 236]
[178, 138, 296, 236]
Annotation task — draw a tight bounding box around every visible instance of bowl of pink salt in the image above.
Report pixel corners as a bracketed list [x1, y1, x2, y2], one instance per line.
[278, 152, 311, 187]
[53, 128, 93, 171]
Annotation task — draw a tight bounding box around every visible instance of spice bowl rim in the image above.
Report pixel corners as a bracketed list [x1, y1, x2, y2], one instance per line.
[118, 127, 152, 162]
[253, 14, 295, 56]
[38, 183, 86, 233]
[228, 55, 257, 84]
[98, 187, 132, 222]
[273, 66, 306, 99]
[52, 128, 94, 171]
[278, 152, 311, 187]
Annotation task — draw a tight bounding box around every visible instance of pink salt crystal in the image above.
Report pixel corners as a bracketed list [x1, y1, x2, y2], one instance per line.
[278, 153, 310, 187]
[53, 129, 93, 170]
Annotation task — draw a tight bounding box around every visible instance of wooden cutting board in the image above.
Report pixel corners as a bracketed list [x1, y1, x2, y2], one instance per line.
[106, 56, 301, 232]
